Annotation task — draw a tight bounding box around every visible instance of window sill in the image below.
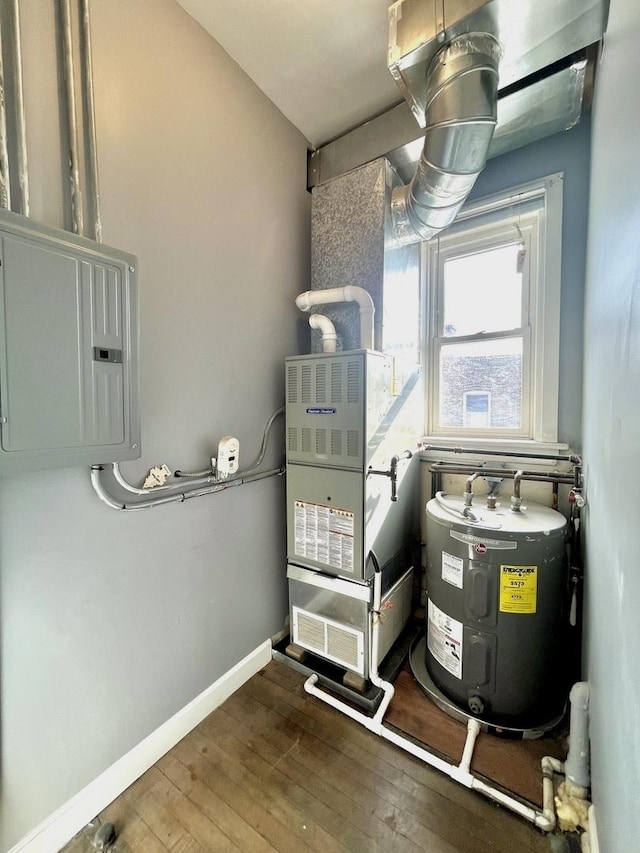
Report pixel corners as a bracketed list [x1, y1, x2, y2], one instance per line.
[418, 436, 577, 464]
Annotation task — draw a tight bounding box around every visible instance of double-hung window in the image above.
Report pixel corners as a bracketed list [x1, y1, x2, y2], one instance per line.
[423, 173, 563, 446]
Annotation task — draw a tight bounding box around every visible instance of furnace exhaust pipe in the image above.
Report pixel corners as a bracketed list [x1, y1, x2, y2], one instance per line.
[295, 285, 375, 350]
[391, 32, 501, 246]
[308, 314, 338, 353]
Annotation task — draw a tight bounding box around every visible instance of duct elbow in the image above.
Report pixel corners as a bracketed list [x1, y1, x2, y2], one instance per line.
[391, 32, 501, 247]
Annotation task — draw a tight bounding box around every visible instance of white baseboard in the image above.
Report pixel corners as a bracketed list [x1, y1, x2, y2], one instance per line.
[8, 639, 272, 853]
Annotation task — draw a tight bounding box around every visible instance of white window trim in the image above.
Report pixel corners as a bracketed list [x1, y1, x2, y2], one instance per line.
[421, 172, 564, 451]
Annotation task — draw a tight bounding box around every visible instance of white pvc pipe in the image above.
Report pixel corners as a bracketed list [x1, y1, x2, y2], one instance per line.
[308, 314, 337, 353]
[302, 577, 559, 830]
[540, 755, 564, 831]
[295, 285, 374, 350]
[564, 681, 590, 795]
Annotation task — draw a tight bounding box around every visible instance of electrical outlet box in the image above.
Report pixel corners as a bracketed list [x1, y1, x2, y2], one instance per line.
[216, 435, 239, 478]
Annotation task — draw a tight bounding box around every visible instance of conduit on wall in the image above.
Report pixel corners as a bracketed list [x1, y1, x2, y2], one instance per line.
[91, 408, 285, 510]
[0, 0, 29, 215]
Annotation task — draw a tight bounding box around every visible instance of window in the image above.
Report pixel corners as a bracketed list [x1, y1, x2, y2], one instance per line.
[423, 173, 563, 446]
[463, 392, 491, 428]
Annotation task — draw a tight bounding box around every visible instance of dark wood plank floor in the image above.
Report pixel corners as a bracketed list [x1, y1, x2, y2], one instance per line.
[63, 660, 552, 852]
[386, 668, 566, 807]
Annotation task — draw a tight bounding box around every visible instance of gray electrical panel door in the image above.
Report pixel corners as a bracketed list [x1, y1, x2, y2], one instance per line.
[0, 210, 139, 471]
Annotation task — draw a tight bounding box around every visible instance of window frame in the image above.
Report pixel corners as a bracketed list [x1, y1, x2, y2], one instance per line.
[421, 173, 564, 449]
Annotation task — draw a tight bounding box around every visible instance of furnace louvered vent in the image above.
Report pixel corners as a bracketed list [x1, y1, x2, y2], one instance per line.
[316, 429, 327, 456]
[327, 624, 360, 669]
[347, 361, 361, 403]
[301, 365, 312, 403]
[301, 427, 312, 454]
[331, 429, 342, 456]
[330, 363, 343, 403]
[315, 363, 327, 403]
[287, 427, 298, 453]
[347, 430, 359, 457]
[287, 366, 297, 404]
[293, 606, 364, 674]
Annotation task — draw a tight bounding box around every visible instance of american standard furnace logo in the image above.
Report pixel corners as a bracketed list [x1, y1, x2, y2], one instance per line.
[305, 407, 337, 415]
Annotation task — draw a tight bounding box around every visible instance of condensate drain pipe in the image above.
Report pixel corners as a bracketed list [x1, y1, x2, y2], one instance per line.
[295, 286, 375, 350]
[303, 571, 557, 829]
[564, 682, 590, 796]
[308, 314, 337, 353]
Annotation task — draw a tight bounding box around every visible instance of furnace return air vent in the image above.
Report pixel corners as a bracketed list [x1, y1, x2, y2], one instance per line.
[293, 606, 364, 674]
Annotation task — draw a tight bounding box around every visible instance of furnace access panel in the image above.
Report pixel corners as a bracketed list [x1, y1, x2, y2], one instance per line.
[0, 210, 140, 471]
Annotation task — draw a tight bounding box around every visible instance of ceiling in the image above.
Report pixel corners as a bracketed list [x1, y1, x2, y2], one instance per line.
[175, 0, 403, 148]
[177, 0, 609, 180]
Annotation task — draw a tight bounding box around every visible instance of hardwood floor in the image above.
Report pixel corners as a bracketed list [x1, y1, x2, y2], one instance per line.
[63, 660, 552, 852]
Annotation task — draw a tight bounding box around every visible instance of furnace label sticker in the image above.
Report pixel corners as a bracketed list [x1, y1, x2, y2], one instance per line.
[427, 600, 463, 680]
[441, 550, 464, 589]
[294, 500, 354, 573]
[499, 565, 538, 614]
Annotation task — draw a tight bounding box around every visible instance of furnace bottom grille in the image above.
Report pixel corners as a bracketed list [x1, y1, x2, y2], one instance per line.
[292, 606, 364, 674]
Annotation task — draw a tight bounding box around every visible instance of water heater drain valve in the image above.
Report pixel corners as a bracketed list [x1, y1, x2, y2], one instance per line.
[216, 436, 240, 478]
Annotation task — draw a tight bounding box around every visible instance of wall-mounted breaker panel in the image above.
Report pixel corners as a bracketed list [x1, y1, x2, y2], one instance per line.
[0, 210, 139, 471]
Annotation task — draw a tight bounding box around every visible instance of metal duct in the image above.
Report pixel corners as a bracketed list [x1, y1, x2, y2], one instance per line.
[390, 32, 500, 246]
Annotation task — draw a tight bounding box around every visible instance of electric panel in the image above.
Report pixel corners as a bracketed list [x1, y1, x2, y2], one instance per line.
[0, 210, 139, 471]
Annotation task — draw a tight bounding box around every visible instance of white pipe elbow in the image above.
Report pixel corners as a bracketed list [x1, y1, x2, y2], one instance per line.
[294, 286, 375, 350]
[343, 285, 374, 315]
[309, 314, 338, 353]
[295, 291, 314, 312]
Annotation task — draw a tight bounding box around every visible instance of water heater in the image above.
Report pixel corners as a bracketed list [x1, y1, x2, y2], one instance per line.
[424, 494, 568, 730]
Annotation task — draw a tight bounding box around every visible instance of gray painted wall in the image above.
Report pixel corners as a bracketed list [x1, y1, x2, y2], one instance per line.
[469, 118, 591, 451]
[582, 0, 640, 849]
[0, 1, 310, 848]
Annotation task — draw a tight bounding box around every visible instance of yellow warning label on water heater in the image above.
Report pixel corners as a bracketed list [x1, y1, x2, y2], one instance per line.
[499, 565, 538, 614]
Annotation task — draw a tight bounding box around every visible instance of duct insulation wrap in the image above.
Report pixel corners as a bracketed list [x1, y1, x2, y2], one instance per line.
[391, 32, 501, 246]
[425, 495, 568, 729]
